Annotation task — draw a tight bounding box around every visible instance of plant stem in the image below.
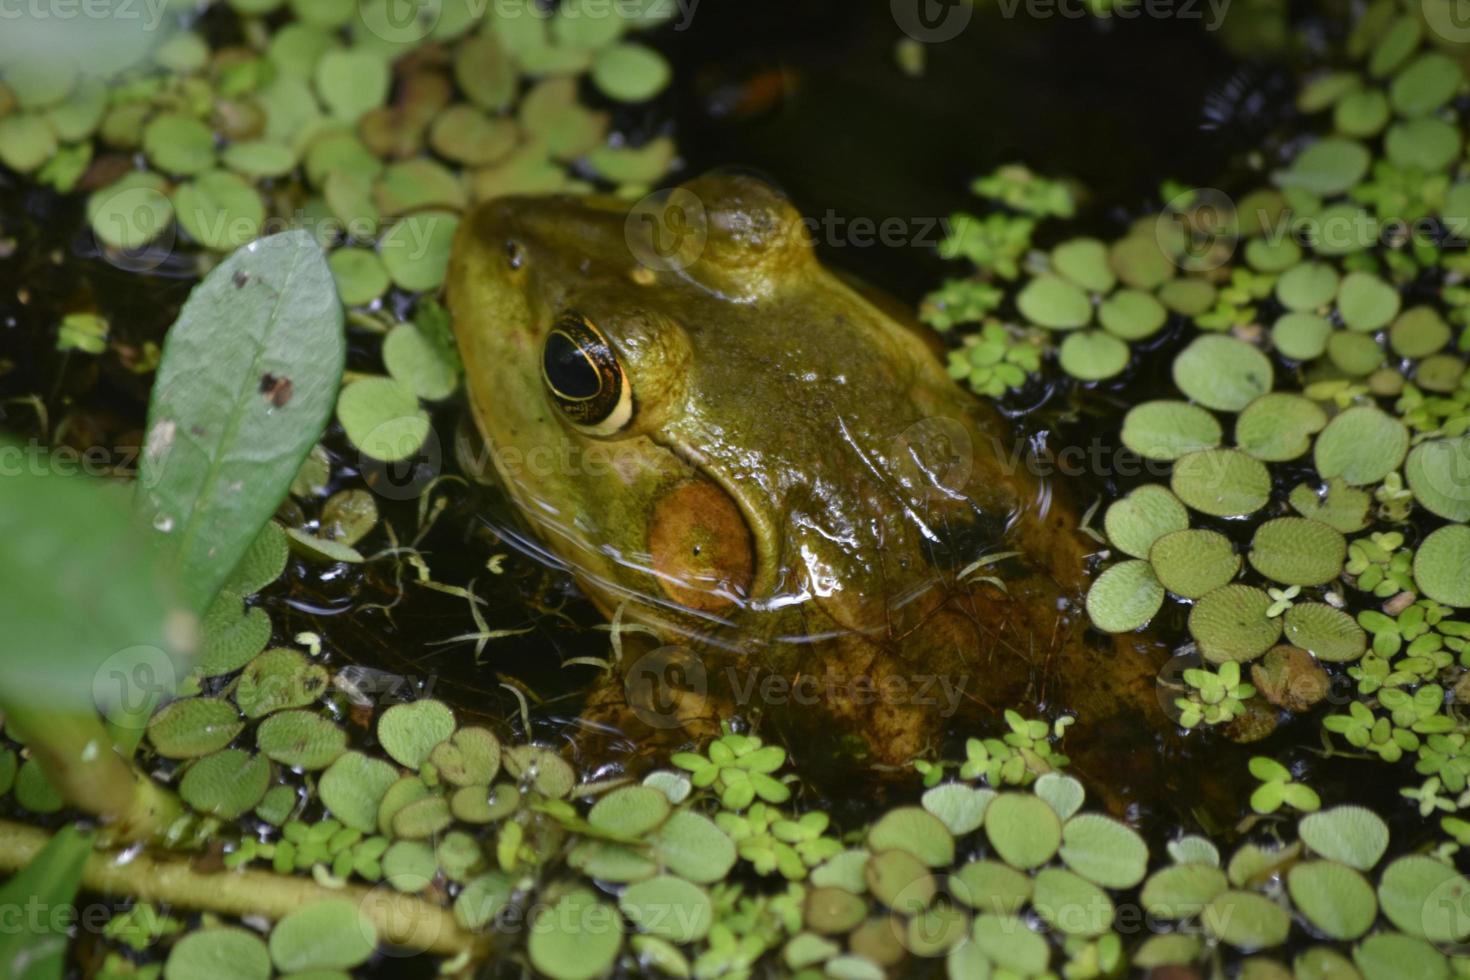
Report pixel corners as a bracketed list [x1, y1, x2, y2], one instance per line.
[0, 820, 484, 958]
[4, 707, 183, 845]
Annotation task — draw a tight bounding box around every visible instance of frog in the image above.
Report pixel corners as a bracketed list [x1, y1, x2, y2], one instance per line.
[447, 172, 1182, 801]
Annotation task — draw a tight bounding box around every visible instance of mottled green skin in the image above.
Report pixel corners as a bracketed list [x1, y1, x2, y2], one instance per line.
[448, 174, 1171, 793]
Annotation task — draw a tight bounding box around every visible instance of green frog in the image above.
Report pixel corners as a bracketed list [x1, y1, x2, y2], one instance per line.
[447, 173, 1177, 800]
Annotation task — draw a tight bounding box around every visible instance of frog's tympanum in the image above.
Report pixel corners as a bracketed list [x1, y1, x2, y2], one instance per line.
[448, 173, 1175, 799]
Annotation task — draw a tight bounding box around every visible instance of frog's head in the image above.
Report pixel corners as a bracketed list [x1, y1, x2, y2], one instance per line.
[447, 173, 1028, 650]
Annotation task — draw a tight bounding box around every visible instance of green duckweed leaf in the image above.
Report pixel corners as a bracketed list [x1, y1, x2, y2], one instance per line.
[236, 648, 328, 719]
[804, 886, 867, 934]
[1271, 312, 1333, 361]
[1172, 335, 1273, 412]
[1385, 117, 1461, 170]
[1298, 805, 1389, 871]
[336, 377, 430, 463]
[199, 591, 271, 677]
[1389, 52, 1461, 117]
[223, 521, 290, 597]
[269, 899, 376, 972]
[1313, 406, 1409, 486]
[1158, 278, 1218, 316]
[87, 172, 175, 252]
[1171, 449, 1271, 517]
[922, 783, 994, 836]
[1335, 88, 1390, 136]
[1389, 306, 1452, 359]
[1277, 261, 1340, 312]
[1104, 485, 1189, 559]
[1032, 773, 1084, 821]
[1282, 603, 1366, 663]
[865, 848, 934, 911]
[1247, 518, 1347, 586]
[651, 810, 736, 883]
[1202, 889, 1291, 950]
[1149, 529, 1239, 599]
[256, 710, 347, 770]
[590, 42, 671, 102]
[1033, 867, 1113, 937]
[1353, 932, 1449, 980]
[179, 749, 270, 819]
[377, 700, 456, 770]
[1121, 401, 1222, 460]
[1381, 856, 1470, 945]
[1141, 863, 1228, 919]
[1085, 559, 1164, 633]
[383, 322, 458, 401]
[328, 249, 389, 307]
[952, 861, 1032, 921]
[867, 806, 955, 868]
[621, 875, 712, 943]
[1336, 272, 1400, 332]
[1327, 331, 1385, 376]
[1189, 585, 1282, 663]
[165, 928, 271, 980]
[969, 914, 1049, 975]
[315, 49, 389, 123]
[1058, 330, 1130, 381]
[174, 170, 266, 252]
[1415, 524, 1470, 607]
[983, 793, 1061, 870]
[1405, 436, 1470, 521]
[455, 871, 514, 930]
[1051, 237, 1114, 292]
[429, 727, 501, 787]
[15, 759, 63, 814]
[147, 697, 244, 759]
[380, 211, 459, 292]
[529, 887, 623, 980]
[503, 745, 576, 798]
[1235, 393, 1327, 462]
[1288, 479, 1370, 533]
[1287, 861, 1377, 940]
[1059, 813, 1148, 889]
[1017, 275, 1091, 330]
[319, 751, 399, 833]
[382, 839, 436, 892]
[1098, 289, 1167, 340]
[1274, 139, 1371, 196]
[143, 112, 215, 176]
[1110, 234, 1174, 290]
[589, 785, 671, 838]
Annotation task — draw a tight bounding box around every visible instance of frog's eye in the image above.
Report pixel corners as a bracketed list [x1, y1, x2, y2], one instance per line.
[541, 312, 633, 435]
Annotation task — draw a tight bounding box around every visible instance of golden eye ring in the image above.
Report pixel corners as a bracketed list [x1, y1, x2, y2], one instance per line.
[541, 312, 634, 435]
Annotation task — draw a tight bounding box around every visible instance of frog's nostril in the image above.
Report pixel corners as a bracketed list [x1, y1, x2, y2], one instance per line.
[504, 240, 524, 270]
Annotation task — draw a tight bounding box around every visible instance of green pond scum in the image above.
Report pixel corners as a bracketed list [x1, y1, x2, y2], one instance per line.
[3, 0, 1470, 978]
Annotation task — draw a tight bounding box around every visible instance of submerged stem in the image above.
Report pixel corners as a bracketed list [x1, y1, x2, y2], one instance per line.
[0, 820, 484, 958]
[4, 707, 183, 845]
